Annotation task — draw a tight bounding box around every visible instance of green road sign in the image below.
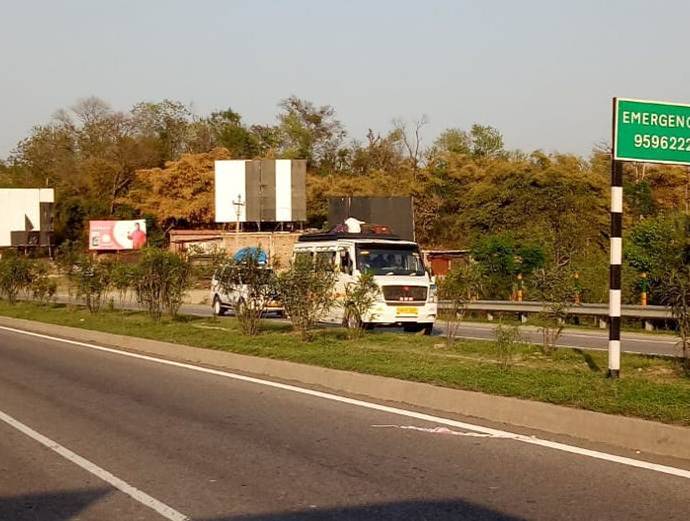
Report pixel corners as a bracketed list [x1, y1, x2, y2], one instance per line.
[614, 98, 690, 165]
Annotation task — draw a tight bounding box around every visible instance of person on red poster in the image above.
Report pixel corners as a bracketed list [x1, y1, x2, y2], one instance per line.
[128, 222, 147, 250]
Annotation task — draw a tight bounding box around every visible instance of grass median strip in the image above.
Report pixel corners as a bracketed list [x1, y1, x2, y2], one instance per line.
[0, 301, 688, 426]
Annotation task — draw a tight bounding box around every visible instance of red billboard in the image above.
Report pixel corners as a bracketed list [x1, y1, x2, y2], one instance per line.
[89, 220, 147, 250]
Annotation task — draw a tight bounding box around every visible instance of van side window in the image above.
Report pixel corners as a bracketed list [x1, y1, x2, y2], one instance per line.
[339, 250, 353, 275]
[294, 251, 314, 265]
[315, 251, 335, 269]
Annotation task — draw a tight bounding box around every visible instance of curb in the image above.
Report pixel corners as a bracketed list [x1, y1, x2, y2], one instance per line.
[1, 315, 688, 461]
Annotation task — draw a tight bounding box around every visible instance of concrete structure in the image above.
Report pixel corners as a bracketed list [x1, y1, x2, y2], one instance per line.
[169, 229, 302, 267]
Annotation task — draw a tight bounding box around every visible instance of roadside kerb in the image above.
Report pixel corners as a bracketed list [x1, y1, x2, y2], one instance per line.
[1, 315, 688, 461]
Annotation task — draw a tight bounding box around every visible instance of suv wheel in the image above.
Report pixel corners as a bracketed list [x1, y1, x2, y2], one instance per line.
[213, 296, 227, 316]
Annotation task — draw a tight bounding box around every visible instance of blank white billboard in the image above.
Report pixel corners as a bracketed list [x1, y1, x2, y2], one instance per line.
[215, 160, 247, 223]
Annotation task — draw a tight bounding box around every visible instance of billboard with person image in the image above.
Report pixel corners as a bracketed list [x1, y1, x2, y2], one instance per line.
[89, 220, 147, 250]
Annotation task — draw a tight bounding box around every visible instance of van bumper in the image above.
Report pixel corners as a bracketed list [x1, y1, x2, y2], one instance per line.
[366, 302, 437, 325]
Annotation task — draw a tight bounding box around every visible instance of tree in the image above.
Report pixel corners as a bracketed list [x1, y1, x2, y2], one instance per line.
[131, 99, 193, 161]
[205, 109, 258, 158]
[432, 128, 471, 156]
[277, 96, 346, 172]
[393, 116, 429, 176]
[469, 124, 504, 158]
[626, 212, 690, 303]
[123, 148, 231, 231]
[471, 234, 544, 299]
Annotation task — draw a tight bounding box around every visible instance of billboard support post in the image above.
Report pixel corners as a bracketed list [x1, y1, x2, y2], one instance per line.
[233, 194, 245, 250]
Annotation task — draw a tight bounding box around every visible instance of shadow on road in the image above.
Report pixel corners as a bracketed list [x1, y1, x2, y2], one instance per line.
[0, 488, 110, 521]
[201, 498, 527, 521]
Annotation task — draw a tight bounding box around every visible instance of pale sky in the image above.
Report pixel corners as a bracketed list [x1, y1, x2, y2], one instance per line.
[2, 0, 690, 159]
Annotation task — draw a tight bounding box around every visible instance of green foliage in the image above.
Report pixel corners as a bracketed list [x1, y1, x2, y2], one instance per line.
[661, 266, 690, 374]
[70, 255, 113, 313]
[134, 248, 194, 321]
[277, 96, 346, 173]
[494, 322, 522, 370]
[531, 265, 577, 354]
[4, 94, 689, 300]
[110, 260, 137, 305]
[626, 212, 690, 303]
[471, 234, 544, 299]
[342, 273, 380, 337]
[438, 262, 486, 346]
[0, 252, 33, 304]
[469, 124, 504, 158]
[29, 261, 57, 304]
[624, 180, 656, 219]
[275, 255, 337, 341]
[217, 250, 276, 336]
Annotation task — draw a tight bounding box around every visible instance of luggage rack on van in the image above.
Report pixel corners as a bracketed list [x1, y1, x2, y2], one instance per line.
[297, 231, 402, 242]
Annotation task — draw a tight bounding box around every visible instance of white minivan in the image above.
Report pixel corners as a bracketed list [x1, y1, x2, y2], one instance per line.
[294, 230, 437, 334]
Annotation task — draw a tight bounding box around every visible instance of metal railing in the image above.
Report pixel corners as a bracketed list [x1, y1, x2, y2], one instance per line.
[437, 300, 672, 320]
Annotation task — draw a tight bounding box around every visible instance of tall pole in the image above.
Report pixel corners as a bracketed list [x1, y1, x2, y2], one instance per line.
[608, 98, 622, 378]
[233, 194, 245, 252]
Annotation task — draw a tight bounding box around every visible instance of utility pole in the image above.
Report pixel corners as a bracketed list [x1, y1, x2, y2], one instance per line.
[233, 194, 245, 252]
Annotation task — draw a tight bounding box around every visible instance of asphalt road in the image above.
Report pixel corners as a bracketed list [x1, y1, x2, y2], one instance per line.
[1, 327, 688, 520]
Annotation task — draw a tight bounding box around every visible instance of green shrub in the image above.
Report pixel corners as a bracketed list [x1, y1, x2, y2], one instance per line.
[0, 252, 33, 304]
[30, 261, 57, 304]
[134, 248, 194, 321]
[275, 255, 337, 341]
[217, 251, 276, 336]
[70, 255, 113, 313]
[342, 273, 380, 337]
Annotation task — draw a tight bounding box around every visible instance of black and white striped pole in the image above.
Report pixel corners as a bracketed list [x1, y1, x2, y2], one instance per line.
[608, 98, 622, 379]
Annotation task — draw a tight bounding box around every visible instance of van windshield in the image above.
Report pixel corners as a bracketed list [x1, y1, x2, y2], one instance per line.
[355, 243, 426, 276]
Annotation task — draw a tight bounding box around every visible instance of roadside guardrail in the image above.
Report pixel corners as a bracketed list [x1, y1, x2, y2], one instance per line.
[437, 300, 672, 320]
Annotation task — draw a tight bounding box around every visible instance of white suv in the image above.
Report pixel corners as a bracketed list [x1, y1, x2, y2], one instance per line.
[210, 267, 284, 317]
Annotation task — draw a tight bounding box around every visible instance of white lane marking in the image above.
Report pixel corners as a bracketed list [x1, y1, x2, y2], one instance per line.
[0, 410, 190, 521]
[373, 425, 515, 438]
[1, 324, 689, 480]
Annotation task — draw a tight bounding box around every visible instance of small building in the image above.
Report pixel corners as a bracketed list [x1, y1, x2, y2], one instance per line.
[423, 249, 470, 277]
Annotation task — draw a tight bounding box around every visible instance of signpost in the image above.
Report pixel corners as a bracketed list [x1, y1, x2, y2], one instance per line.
[609, 98, 690, 378]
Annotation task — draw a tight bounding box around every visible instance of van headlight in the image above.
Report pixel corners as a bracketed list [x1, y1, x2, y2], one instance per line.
[428, 284, 437, 303]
